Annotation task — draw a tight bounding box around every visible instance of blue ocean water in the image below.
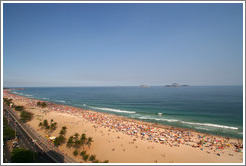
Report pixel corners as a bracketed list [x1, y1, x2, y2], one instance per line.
[11, 86, 243, 138]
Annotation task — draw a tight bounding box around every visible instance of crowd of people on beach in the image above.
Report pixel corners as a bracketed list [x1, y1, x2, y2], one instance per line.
[4, 90, 243, 156]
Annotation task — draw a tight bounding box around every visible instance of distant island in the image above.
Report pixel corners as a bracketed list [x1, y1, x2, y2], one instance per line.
[165, 83, 189, 87]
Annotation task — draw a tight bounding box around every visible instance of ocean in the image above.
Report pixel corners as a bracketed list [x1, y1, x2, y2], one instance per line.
[11, 86, 243, 138]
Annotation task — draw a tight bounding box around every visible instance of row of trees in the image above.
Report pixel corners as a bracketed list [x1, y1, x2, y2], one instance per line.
[66, 133, 108, 163]
[20, 111, 34, 123]
[4, 97, 34, 123]
[77, 150, 108, 163]
[66, 133, 93, 150]
[3, 118, 15, 140]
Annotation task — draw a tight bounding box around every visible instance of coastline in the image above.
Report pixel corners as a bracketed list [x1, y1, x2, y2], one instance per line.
[3, 89, 244, 163]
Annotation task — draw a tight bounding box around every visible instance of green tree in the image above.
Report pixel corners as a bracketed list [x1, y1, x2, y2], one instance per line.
[80, 150, 86, 157]
[80, 133, 87, 148]
[3, 98, 13, 106]
[59, 126, 67, 136]
[20, 111, 33, 122]
[87, 137, 93, 148]
[42, 119, 48, 128]
[74, 133, 79, 140]
[41, 102, 47, 108]
[50, 122, 57, 131]
[66, 136, 74, 149]
[103, 160, 109, 163]
[14, 106, 25, 111]
[73, 150, 78, 156]
[38, 122, 43, 127]
[3, 118, 15, 140]
[89, 154, 96, 162]
[83, 154, 89, 162]
[37, 102, 41, 106]
[74, 140, 81, 149]
[54, 135, 66, 147]
[11, 148, 36, 163]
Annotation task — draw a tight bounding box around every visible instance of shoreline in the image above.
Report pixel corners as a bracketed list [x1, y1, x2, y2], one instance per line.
[3, 89, 244, 163]
[7, 89, 242, 140]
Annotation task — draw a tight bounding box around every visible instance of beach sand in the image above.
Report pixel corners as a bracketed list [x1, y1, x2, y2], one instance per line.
[3, 90, 244, 163]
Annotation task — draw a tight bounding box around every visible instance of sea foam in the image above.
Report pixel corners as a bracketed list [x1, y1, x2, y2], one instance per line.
[138, 116, 178, 122]
[24, 94, 33, 97]
[180, 121, 238, 130]
[54, 100, 66, 103]
[89, 106, 136, 114]
[137, 116, 238, 130]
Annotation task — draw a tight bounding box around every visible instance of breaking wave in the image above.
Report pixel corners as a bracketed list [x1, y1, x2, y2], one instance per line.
[89, 106, 136, 114]
[137, 116, 238, 130]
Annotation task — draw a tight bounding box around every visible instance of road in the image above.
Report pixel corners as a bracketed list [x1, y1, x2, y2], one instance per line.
[3, 105, 77, 163]
[6, 120, 55, 163]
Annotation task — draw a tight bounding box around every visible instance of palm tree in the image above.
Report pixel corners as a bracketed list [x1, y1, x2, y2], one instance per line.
[50, 122, 57, 131]
[73, 150, 78, 156]
[66, 136, 74, 148]
[60, 126, 67, 136]
[43, 119, 48, 128]
[83, 154, 89, 162]
[80, 133, 87, 149]
[89, 154, 96, 162]
[74, 133, 79, 140]
[62, 126, 67, 131]
[94, 160, 99, 163]
[38, 122, 43, 128]
[74, 140, 81, 149]
[80, 150, 86, 157]
[87, 137, 93, 148]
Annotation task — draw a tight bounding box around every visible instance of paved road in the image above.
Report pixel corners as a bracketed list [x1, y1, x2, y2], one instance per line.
[3, 105, 77, 163]
[7, 120, 55, 163]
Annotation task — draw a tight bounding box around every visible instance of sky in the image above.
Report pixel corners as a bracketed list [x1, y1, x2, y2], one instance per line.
[3, 3, 244, 87]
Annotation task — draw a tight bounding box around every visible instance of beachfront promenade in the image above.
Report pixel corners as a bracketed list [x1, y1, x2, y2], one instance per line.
[3, 104, 77, 163]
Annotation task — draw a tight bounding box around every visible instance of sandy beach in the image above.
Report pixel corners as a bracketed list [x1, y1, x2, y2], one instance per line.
[3, 90, 244, 163]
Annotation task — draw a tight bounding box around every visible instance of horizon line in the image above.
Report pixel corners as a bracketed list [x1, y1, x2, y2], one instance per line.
[3, 85, 243, 88]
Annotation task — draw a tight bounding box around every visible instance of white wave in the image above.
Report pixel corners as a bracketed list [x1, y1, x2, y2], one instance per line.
[54, 100, 66, 103]
[138, 116, 178, 122]
[42, 98, 49, 100]
[24, 94, 33, 97]
[195, 127, 211, 131]
[181, 121, 238, 130]
[238, 132, 243, 135]
[138, 116, 149, 120]
[89, 106, 135, 114]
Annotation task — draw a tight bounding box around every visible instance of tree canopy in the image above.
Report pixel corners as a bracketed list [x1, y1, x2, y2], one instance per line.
[11, 148, 36, 163]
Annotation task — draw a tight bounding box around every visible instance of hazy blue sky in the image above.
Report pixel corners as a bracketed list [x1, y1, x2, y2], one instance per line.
[3, 3, 243, 87]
